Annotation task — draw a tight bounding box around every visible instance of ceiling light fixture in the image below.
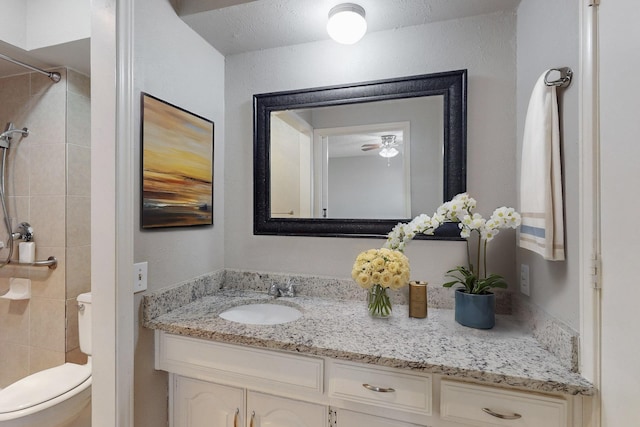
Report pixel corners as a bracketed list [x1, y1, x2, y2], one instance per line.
[327, 3, 367, 45]
[379, 147, 399, 158]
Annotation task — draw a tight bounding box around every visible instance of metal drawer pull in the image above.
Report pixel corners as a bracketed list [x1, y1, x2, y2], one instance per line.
[233, 408, 239, 427]
[362, 383, 396, 393]
[482, 407, 522, 420]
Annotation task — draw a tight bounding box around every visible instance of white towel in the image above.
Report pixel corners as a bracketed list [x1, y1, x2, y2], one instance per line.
[519, 72, 565, 261]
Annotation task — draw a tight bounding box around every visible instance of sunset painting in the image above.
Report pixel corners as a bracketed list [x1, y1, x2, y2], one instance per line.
[141, 93, 214, 228]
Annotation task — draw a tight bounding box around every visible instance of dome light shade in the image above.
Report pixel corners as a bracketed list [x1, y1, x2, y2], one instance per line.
[379, 147, 399, 158]
[327, 3, 367, 45]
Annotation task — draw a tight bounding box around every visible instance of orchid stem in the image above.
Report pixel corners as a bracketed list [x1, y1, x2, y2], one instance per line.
[483, 239, 488, 281]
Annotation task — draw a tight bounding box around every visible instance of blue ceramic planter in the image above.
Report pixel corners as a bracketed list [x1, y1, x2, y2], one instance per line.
[454, 289, 495, 329]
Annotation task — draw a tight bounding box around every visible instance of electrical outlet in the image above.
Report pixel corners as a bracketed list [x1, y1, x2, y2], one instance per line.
[133, 262, 148, 293]
[520, 264, 530, 296]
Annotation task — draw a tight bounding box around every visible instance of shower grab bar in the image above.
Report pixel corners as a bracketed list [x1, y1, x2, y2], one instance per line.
[0, 53, 61, 83]
[8, 256, 58, 270]
[544, 67, 573, 88]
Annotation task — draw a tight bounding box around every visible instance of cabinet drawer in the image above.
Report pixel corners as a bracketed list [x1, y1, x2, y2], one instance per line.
[156, 332, 324, 398]
[440, 380, 569, 427]
[328, 361, 431, 416]
[336, 409, 426, 427]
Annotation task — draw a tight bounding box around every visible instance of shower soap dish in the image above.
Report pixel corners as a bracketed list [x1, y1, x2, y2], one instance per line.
[0, 277, 31, 300]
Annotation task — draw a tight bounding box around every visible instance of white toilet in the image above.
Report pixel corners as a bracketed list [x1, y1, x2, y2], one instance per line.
[0, 292, 92, 427]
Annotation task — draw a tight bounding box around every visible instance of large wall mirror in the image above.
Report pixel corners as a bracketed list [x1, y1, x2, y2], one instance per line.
[254, 69, 467, 238]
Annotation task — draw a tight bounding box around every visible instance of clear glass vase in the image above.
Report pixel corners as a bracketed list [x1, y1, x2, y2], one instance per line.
[368, 284, 392, 318]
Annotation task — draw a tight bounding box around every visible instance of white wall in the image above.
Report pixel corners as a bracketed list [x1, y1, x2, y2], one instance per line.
[26, 0, 90, 50]
[0, 0, 27, 48]
[599, 0, 640, 424]
[224, 11, 517, 285]
[0, 0, 90, 51]
[132, 1, 225, 426]
[329, 155, 405, 218]
[515, 0, 580, 331]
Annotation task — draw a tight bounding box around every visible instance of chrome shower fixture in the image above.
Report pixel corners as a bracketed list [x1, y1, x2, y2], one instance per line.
[12, 222, 34, 242]
[0, 123, 29, 148]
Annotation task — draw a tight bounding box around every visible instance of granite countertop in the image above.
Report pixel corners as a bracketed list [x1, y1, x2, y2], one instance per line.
[144, 288, 593, 396]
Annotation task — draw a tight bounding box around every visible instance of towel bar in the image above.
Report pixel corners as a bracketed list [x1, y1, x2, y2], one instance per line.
[544, 67, 573, 88]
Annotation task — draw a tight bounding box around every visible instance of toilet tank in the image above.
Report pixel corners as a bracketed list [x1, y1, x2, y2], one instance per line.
[77, 292, 92, 356]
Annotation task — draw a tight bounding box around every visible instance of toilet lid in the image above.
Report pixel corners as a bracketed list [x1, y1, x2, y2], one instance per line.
[0, 363, 91, 413]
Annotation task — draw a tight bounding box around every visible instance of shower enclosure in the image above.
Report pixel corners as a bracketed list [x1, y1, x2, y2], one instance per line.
[0, 63, 92, 388]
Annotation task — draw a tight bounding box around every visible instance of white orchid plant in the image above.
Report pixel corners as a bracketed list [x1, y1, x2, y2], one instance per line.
[385, 193, 521, 295]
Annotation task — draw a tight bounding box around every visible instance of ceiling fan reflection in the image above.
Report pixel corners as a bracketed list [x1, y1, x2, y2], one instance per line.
[361, 134, 401, 159]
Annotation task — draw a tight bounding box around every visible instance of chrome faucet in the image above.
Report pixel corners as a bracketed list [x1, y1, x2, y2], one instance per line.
[268, 279, 295, 297]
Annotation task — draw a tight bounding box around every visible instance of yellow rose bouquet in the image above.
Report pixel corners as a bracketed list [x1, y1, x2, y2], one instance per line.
[351, 248, 410, 317]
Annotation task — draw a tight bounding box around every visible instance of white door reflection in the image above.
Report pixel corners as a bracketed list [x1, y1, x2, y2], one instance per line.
[270, 112, 313, 218]
[317, 122, 411, 219]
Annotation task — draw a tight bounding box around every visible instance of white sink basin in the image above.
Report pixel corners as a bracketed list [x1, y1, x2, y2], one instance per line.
[219, 303, 302, 325]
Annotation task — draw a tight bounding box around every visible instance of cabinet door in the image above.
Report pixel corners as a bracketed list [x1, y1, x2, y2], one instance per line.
[247, 391, 327, 427]
[173, 375, 244, 427]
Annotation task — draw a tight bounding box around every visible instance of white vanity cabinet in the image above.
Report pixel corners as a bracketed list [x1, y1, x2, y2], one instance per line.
[156, 332, 584, 427]
[172, 376, 243, 427]
[171, 376, 327, 427]
[247, 391, 327, 427]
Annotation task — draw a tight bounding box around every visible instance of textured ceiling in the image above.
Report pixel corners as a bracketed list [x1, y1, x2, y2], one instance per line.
[180, 0, 520, 56]
[0, 0, 520, 78]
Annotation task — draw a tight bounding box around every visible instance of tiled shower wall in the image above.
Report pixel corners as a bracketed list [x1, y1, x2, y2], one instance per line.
[0, 68, 91, 387]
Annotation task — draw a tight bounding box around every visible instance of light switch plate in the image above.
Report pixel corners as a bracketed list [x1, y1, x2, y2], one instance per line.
[520, 263, 530, 296]
[133, 262, 148, 293]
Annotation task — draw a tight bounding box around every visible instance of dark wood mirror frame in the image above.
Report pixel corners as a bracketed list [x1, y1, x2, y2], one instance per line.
[254, 69, 467, 238]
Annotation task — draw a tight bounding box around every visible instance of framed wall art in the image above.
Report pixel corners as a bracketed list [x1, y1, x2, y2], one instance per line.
[140, 93, 214, 228]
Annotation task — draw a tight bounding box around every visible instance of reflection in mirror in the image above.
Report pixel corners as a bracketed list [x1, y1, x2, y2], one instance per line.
[254, 70, 466, 238]
[270, 95, 445, 221]
[320, 122, 412, 219]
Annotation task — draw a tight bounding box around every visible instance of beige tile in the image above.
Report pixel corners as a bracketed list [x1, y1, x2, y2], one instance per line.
[0, 261, 23, 280]
[30, 196, 65, 247]
[0, 97, 30, 128]
[67, 144, 91, 196]
[24, 91, 66, 145]
[30, 143, 66, 196]
[30, 68, 66, 97]
[67, 92, 91, 148]
[0, 73, 30, 99]
[66, 347, 88, 365]
[29, 348, 65, 374]
[0, 342, 29, 387]
[66, 196, 90, 247]
[67, 69, 90, 98]
[7, 142, 31, 197]
[29, 246, 65, 298]
[66, 245, 91, 298]
[7, 196, 30, 231]
[0, 298, 30, 345]
[29, 297, 65, 352]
